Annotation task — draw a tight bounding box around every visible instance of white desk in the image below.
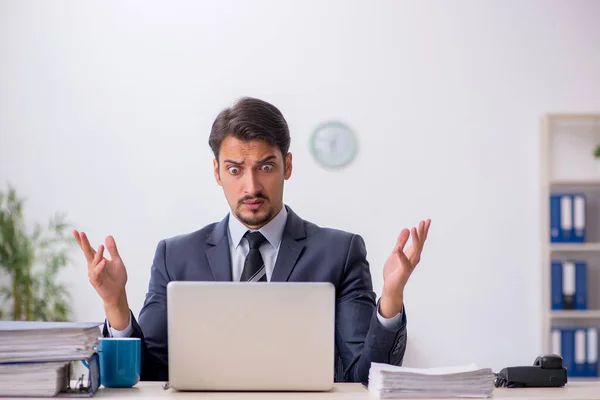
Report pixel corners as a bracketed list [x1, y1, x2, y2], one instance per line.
[84, 381, 600, 400]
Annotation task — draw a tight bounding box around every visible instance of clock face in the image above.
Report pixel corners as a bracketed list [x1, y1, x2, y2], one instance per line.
[310, 122, 357, 169]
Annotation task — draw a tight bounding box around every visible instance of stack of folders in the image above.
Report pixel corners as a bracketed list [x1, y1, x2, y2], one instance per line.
[552, 327, 598, 378]
[550, 193, 586, 243]
[0, 321, 102, 397]
[368, 362, 495, 399]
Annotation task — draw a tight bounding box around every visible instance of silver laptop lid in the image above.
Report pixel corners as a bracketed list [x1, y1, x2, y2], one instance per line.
[167, 281, 335, 391]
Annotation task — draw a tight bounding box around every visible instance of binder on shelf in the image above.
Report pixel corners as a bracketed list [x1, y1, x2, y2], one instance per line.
[561, 328, 575, 376]
[560, 195, 573, 242]
[550, 195, 562, 242]
[551, 329, 561, 356]
[575, 261, 587, 310]
[573, 194, 586, 243]
[587, 328, 598, 378]
[551, 261, 563, 310]
[550, 193, 586, 243]
[562, 260, 576, 310]
[575, 329, 586, 377]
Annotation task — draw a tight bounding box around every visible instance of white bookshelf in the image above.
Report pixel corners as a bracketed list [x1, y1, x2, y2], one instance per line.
[550, 243, 600, 252]
[551, 180, 600, 187]
[540, 114, 600, 379]
[551, 310, 600, 320]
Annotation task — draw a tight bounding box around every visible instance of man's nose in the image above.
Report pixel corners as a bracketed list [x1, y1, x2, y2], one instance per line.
[243, 170, 263, 195]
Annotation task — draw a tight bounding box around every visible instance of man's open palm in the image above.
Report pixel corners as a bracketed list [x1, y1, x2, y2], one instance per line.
[382, 219, 431, 306]
[73, 231, 127, 307]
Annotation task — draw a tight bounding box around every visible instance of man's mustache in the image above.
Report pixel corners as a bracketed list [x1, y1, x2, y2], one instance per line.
[238, 193, 268, 205]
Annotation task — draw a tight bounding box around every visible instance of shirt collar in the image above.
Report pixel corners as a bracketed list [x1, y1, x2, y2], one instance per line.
[228, 205, 288, 249]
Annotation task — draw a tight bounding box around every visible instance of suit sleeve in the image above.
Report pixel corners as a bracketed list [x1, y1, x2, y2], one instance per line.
[102, 239, 170, 381]
[335, 234, 407, 385]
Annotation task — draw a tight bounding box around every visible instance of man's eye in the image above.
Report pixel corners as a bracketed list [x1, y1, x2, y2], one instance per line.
[261, 164, 273, 172]
[228, 166, 241, 175]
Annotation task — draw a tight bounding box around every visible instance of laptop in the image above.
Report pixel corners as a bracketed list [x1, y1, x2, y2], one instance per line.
[166, 281, 335, 391]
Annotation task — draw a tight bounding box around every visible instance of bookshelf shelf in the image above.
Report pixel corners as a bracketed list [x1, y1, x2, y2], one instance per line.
[551, 180, 600, 188]
[550, 243, 600, 252]
[551, 310, 600, 319]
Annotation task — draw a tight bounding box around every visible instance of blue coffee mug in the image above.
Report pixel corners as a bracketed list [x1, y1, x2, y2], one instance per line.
[95, 338, 141, 388]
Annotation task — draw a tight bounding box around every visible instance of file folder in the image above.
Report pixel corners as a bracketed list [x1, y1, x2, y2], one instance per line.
[550, 195, 562, 242]
[573, 194, 586, 242]
[588, 328, 598, 378]
[0, 353, 100, 397]
[562, 261, 576, 310]
[551, 261, 562, 310]
[61, 353, 101, 397]
[551, 329, 561, 357]
[0, 320, 101, 397]
[575, 329, 586, 377]
[560, 195, 573, 242]
[561, 328, 574, 376]
[575, 261, 587, 310]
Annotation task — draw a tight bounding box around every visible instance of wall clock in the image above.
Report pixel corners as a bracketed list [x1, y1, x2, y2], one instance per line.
[310, 121, 357, 169]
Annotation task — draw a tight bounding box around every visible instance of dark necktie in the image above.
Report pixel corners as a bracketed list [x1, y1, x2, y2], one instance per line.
[240, 231, 268, 282]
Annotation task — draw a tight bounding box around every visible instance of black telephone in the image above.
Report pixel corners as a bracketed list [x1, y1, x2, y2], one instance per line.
[493, 354, 568, 388]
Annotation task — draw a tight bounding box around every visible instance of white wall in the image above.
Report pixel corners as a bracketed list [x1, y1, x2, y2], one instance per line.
[2, 0, 600, 373]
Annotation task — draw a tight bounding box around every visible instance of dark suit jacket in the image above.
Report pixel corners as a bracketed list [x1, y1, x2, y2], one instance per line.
[103, 206, 407, 384]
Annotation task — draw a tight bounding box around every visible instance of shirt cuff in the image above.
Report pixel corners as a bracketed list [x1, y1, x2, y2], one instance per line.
[376, 304, 403, 330]
[106, 314, 133, 337]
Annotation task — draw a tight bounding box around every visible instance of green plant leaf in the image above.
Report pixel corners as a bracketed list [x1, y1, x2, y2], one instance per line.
[0, 184, 74, 321]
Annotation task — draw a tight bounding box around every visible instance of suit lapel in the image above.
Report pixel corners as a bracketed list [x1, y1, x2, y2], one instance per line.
[271, 207, 306, 282]
[206, 214, 233, 282]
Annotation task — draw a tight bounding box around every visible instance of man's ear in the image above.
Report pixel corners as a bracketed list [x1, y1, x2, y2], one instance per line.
[284, 152, 293, 180]
[213, 158, 222, 186]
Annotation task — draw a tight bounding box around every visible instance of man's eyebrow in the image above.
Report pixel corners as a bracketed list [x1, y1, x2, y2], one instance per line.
[222, 159, 243, 165]
[257, 155, 277, 164]
[222, 155, 278, 165]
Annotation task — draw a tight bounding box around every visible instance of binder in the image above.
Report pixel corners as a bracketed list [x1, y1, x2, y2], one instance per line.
[575, 329, 586, 377]
[61, 353, 101, 397]
[551, 261, 563, 310]
[562, 261, 576, 310]
[573, 194, 586, 242]
[0, 353, 100, 397]
[550, 195, 562, 242]
[0, 320, 101, 397]
[560, 195, 573, 242]
[551, 329, 561, 357]
[588, 328, 598, 378]
[575, 261, 587, 310]
[561, 328, 574, 376]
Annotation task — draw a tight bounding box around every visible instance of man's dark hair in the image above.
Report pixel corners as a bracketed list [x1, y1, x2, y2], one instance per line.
[209, 97, 291, 159]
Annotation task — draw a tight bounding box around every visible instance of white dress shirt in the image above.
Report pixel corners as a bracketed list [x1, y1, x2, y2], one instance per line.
[109, 206, 401, 336]
[227, 203, 288, 282]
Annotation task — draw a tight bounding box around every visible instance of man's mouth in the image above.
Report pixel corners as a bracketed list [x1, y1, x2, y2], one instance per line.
[243, 199, 264, 211]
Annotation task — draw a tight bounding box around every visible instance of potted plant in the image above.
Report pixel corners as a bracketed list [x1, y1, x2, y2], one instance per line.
[0, 184, 74, 321]
[594, 145, 600, 173]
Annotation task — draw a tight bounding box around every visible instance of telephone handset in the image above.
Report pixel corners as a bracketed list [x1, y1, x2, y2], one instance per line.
[494, 354, 567, 388]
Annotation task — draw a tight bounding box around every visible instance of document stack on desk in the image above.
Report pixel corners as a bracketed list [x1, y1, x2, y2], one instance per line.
[0, 321, 102, 397]
[0, 361, 71, 397]
[368, 362, 495, 399]
[0, 321, 101, 363]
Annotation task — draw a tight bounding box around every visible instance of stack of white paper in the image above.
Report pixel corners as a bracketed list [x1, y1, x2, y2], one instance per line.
[368, 362, 495, 399]
[0, 321, 102, 397]
[0, 361, 70, 397]
[0, 321, 101, 363]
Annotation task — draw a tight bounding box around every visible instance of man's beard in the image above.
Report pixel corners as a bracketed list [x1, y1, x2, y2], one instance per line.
[235, 192, 272, 227]
[235, 207, 273, 227]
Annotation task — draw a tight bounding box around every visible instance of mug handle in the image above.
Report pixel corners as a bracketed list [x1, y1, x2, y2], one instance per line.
[82, 345, 101, 369]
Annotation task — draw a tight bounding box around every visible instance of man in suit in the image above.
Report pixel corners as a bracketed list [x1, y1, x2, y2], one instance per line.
[74, 97, 431, 385]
